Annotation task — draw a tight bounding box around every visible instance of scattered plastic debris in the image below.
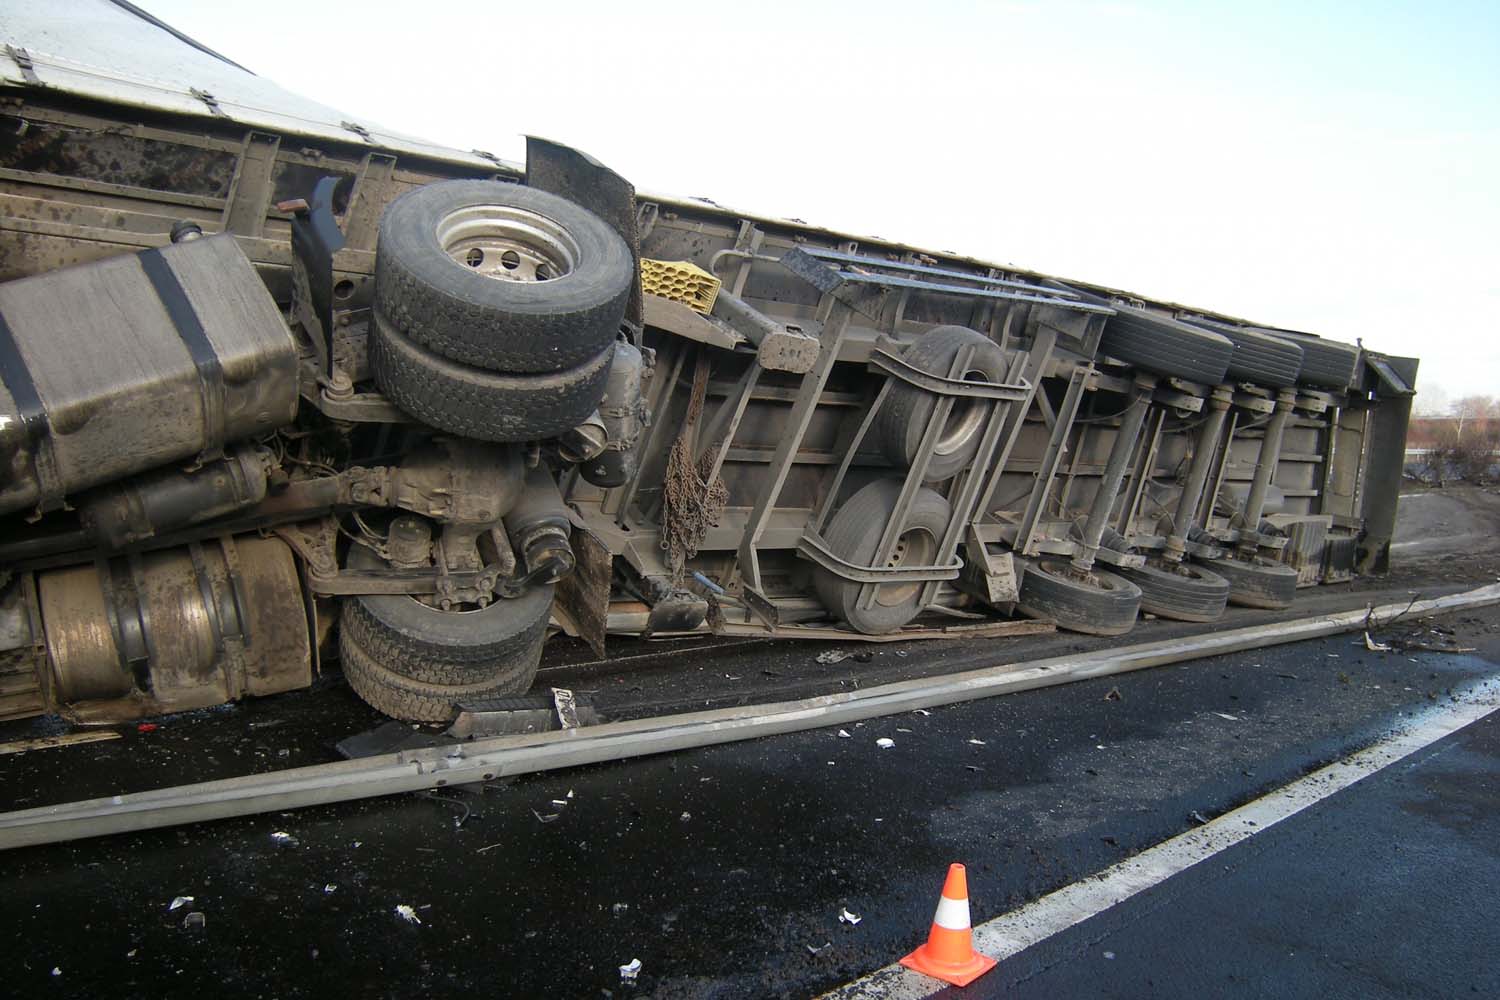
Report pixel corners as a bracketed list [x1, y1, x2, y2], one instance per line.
[838, 907, 862, 926]
[612, 903, 630, 915]
[1190, 810, 1210, 825]
[1103, 950, 1116, 960]
[1364, 632, 1392, 652]
[680, 812, 692, 822]
[395, 904, 422, 925]
[1104, 687, 1123, 701]
[896, 727, 913, 733]
[817, 650, 853, 664]
[967, 738, 987, 746]
[964, 765, 983, 772]
[837, 729, 852, 739]
[323, 884, 337, 894]
[913, 709, 931, 716]
[531, 809, 560, 824]
[875, 738, 895, 750]
[168, 896, 194, 911]
[619, 958, 642, 982]
[136, 723, 158, 733]
[270, 831, 298, 847]
[181, 912, 206, 931]
[806, 941, 832, 955]
[1212, 712, 1239, 722]
[51, 968, 61, 977]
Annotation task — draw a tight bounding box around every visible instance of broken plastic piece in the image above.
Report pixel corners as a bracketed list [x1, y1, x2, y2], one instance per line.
[837, 729, 852, 738]
[136, 723, 158, 733]
[839, 907, 862, 925]
[619, 958, 642, 982]
[1212, 712, 1239, 722]
[876, 738, 895, 749]
[1364, 631, 1392, 652]
[395, 904, 422, 925]
[531, 809, 560, 824]
[182, 912, 206, 931]
[967, 738, 987, 746]
[816, 650, 853, 664]
[168, 895, 194, 911]
[807, 941, 832, 955]
[270, 831, 298, 846]
[323, 884, 337, 894]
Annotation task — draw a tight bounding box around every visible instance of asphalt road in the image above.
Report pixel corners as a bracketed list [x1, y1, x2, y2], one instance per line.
[973, 708, 1500, 1000]
[3, 597, 1498, 998]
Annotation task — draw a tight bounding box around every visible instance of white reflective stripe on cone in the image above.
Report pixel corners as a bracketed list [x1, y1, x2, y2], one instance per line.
[932, 894, 971, 931]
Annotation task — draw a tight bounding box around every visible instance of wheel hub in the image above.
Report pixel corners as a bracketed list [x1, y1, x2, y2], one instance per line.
[436, 204, 580, 283]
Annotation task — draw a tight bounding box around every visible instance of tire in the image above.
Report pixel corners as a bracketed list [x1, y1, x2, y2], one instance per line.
[1016, 558, 1142, 636]
[1180, 321, 1302, 388]
[1117, 560, 1229, 622]
[340, 545, 555, 687]
[813, 478, 952, 635]
[1097, 304, 1235, 384]
[373, 180, 632, 373]
[339, 629, 545, 722]
[874, 326, 1008, 482]
[1201, 556, 1298, 610]
[371, 313, 612, 442]
[1279, 333, 1361, 389]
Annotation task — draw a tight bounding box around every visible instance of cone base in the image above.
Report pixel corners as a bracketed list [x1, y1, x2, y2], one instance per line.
[899, 945, 997, 987]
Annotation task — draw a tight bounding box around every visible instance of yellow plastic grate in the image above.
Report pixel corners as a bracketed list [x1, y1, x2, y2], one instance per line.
[640, 258, 721, 315]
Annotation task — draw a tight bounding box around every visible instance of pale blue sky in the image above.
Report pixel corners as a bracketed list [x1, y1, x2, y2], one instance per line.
[144, 0, 1499, 406]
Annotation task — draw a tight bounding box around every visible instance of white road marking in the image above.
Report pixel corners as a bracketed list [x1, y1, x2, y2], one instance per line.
[824, 675, 1500, 999]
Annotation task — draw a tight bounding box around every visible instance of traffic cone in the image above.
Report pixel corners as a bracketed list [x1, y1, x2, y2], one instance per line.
[899, 862, 997, 987]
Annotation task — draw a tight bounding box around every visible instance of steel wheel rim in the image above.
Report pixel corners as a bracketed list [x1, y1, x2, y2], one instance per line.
[933, 370, 988, 456]
[876, 527, 936, 607]
[436, 204, 580, 283]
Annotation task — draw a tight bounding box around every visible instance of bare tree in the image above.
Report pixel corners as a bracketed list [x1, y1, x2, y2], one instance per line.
[1452, 395, 1496, 443]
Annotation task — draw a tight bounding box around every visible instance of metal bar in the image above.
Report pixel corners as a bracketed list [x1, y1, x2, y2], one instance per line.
[6, 584, 1496, 851]
[1016, 366, 1090, 556]
[1200, 411, 1240, 527]
[1072, 377, 1154, 572]
[973, 326, 1058, 522]
[1237, 389, 1297, 554]
[868, 350, 1031, 400]
[736, 300, 853, 591]
[795, 246, 1086, 298]
[820, 271, 1115, 314]
[1117, 407, 1165, 536]
[1164, 388, 1233, 560]
[812, 380, 893, 534]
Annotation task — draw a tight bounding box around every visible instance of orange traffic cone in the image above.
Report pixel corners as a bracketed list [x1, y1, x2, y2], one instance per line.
[899, 862, 997, 987]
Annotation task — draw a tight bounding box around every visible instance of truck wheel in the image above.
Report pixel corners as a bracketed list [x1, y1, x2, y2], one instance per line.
[341, 544, 555, 686]
[371, 313, 612, 442]
[1282, 333, 1361, 389]
[814, 478, 951, 635]
[1182, 322, 1303, 388]
[1097, 304, 1234, 384]
[1117, 560, 1229, 622]
[1016, 558, 1142, 636]
[374, 180, 632, 373]
[1202, 556, 1298, 609]
[339, 629, 545, 722]
[875, 326, 1008, 482]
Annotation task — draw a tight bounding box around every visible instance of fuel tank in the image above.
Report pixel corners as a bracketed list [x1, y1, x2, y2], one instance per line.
[0, 234, 298, 516]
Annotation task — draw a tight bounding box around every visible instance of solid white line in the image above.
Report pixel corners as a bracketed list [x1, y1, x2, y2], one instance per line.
[823, 675, 1500, 1000]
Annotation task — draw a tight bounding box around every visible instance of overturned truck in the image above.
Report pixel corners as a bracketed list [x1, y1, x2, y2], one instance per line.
[0, 3, 1417, 724]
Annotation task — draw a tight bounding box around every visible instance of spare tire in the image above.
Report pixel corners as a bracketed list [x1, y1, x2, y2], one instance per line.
[371, 313, 612, 442]
[1096, 304, 1234, 384]
[814, 478, 951, 635]
[874, 326, 1008, 482]
[373, 180, 632, 373]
